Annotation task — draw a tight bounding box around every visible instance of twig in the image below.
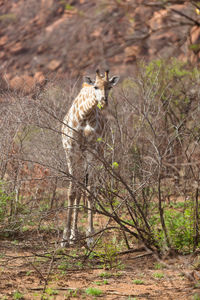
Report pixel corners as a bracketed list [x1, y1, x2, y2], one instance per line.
[144, 2, 200, 26]
[170, 8, 200, 27]
[28, 261, 46, 283]
[30, 287, 77, 291]
[125, 252, 153, 259]
[41, 250, 56, 296]
[116, 246, 149, 256]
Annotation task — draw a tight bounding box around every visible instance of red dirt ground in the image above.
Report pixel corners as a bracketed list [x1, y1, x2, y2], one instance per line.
[0, 237, 199, 300]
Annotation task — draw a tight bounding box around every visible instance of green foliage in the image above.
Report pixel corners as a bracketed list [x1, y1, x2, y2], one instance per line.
[141, 58, 200, 122]
[150, 202, 196, 253]
[112, 161, 119, 169]
[0, 13, 17, 24]
[97, 102, 103, 109]
[103, 279, 109, 284]
[99, 271, 112, 278]
[45, 287, 59, 296]
[0, 182, 37, 236]
[132, 279, 144, 285]
[154, 262, 166, 270]
[0, 182, 11, 222]
[59, 0, 75, 11]
[193, 293, 200, 300]
[0, 185, 10, 221]
[94, 281, 102, 285]
[76, 261, 83, 268]
[13, 291, 24, 300]
[194, 282, 200, 289]
[65, 4, 75, 10]
[153, 272, 164, 279]
[165, 208, 194, 251]
[66, 289, 79, 297]
[120, 63, 200, 256]
[96, 238, 120, 269]
[189, 44, 200, 53]
[144, 58, 191, 82]
[58, 259, 71, 271]
[85, 287, 103, 297]
[94, 279, 109, 285]
[26, 270, 33, 276]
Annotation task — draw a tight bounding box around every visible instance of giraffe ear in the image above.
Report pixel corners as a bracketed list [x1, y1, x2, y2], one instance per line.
[84, 76, 94, 85]
[109, 76, 120, 86]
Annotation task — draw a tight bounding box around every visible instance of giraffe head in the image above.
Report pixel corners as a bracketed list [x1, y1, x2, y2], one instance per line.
[85, 69, 119, 108]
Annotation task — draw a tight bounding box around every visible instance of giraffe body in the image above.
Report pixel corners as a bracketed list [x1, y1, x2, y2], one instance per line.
[61, 70, 119, 247]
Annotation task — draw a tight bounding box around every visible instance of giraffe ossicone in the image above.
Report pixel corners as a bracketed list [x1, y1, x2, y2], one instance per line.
[61, 69, 119, 247]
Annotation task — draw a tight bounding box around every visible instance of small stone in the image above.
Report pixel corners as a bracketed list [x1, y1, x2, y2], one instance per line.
[0, 36, 8, 46]
[9, 74, 35, 94]
[47, 59, 61, 71]
[125, 45, 140, 63]
[37, 44, 47, 54]
[10, 42, 25, 54]
[149, 10, 168, 31]
[34, 71, 45, 85]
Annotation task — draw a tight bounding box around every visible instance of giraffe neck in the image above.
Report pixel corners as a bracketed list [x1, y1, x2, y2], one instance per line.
[79, 86, 97, 118]
[68, 86, 99, 127]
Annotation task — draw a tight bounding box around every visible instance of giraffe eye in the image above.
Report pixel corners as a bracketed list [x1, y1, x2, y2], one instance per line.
[94, 86, 99, 90]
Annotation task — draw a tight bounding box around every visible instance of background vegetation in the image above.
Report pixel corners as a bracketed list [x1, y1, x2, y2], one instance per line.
[0, 59, 199, 256]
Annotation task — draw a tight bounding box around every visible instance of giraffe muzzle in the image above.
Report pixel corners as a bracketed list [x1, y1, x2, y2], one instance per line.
[102, 97, 108, 103]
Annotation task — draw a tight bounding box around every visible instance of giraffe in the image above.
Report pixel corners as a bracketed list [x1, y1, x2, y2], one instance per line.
[61, 69, 119, 247]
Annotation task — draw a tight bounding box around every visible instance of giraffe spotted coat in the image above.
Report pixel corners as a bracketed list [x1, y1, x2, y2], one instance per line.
[61, 70, 119, 247]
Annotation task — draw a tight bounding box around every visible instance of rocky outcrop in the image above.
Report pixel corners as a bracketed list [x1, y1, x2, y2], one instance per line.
[0, 0, 199, 92]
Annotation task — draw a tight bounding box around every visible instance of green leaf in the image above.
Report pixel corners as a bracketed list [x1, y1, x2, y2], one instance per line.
[97, 103, 103, 109]
[112, 162, 119, 168]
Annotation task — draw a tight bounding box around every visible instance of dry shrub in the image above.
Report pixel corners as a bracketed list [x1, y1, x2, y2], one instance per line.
[0, 60, 199, 254]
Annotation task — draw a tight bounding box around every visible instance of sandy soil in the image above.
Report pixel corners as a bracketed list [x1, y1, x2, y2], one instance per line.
[0, 235, 199, 300]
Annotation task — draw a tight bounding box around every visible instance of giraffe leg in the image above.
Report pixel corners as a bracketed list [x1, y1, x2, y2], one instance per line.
[61, 182, 75, 247]
[82, 168, 89, 212]
[67, 150, 84, 245]
[84, 154, 95, 247]
[61, 149, 78, 247]
[69, 190, 81, 244]
[86, 194, 95, 247]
